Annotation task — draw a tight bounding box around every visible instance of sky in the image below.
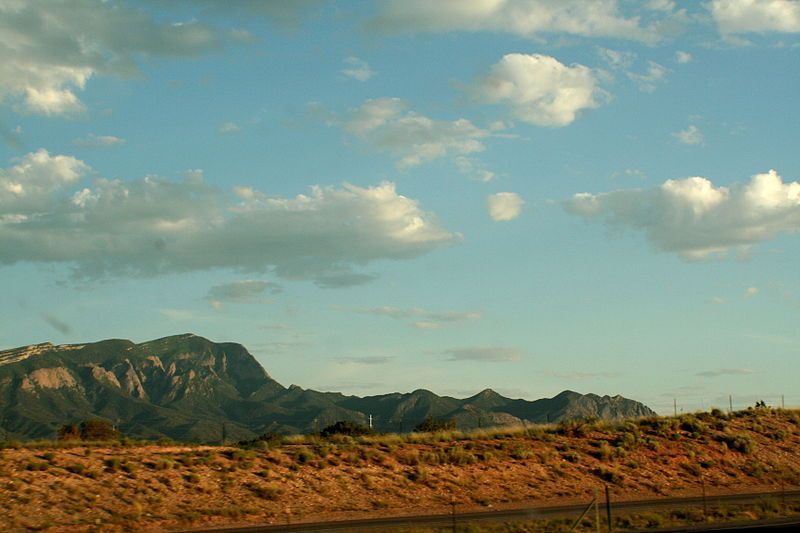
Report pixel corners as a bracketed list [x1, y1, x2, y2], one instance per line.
[0, 0, 799, 414]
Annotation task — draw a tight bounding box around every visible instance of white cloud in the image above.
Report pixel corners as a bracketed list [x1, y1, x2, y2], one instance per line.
[487, 192, 525, 221]
[0, 150, 458, 284]
[0, 149, 90, 213]
[206, 280, 282, 309]
[338, 97, 492, 170]
[73, 134, 126, 148]
[0, 1, 221, 116]
[675, 50, 693, 63]
[709, 0, 800, 34]
[673, 124, 704, 145]
[626, 61, 668, 92]
[351, 306, 481, 329]
[472, 54, 604, 127]
[745, 286, 759, 297]
[371, 0, 656, 42]
[219, 122, 241, 134]
[341, 56, 375, 81]
[597, 48, 636, 70]
[442, 347, 521, 363]
[564, 169, 800, 260]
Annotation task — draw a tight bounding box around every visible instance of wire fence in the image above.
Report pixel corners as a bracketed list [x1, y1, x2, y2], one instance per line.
[643, 393, 798, 417]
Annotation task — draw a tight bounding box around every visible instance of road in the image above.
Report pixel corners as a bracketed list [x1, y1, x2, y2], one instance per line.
[181, 489, 800, 533]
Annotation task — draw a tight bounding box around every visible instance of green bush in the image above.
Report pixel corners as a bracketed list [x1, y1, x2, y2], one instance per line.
[720, 433, 755, 453]
[414, 416, 456, 433]
[320, 420, 373, 437]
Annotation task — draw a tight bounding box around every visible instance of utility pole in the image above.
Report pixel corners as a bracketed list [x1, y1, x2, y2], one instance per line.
[674, 399, 677, 417]
[368, 414, 373, 430]
[782, 395, 785, 409]
[729, 395, 733, 414]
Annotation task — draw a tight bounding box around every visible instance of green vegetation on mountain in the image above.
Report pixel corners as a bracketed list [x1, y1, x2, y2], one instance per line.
[0, 334, 655, 441]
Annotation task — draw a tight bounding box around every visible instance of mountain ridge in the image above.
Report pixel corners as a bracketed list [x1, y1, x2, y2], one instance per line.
[0, 334, 656, 441]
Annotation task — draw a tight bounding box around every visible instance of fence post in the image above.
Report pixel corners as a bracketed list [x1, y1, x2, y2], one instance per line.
[605, 485, 612, 532]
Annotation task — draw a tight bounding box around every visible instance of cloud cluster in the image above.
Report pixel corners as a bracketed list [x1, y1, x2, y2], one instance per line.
[339, 97, 491, 170]
[442, 347, 521, 363]
[564, 169, 800, 260]
[709, 0, 800, 34]
[0, 150, 458, 283]
[0, 0, 221, 115]
[371, 0, 654, 42]
[487, 192, 525, 221]
[352, 306, 481, 330]
[472, 54, 604, 127]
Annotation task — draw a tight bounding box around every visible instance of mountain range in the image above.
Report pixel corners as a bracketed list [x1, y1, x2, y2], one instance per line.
[0, 334, 655, 441]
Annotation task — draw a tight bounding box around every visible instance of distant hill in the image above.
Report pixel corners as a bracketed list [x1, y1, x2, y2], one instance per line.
[0, 334, 656, 441]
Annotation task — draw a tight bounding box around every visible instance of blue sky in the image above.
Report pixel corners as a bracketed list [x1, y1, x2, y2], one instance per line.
[1, 0, 799, 413]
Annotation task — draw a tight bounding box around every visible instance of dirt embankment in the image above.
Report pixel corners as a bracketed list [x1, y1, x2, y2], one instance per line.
[1, 408, 798, 532]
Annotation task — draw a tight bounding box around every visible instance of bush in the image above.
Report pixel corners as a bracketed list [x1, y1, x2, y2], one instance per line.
[59, 419, 121, 441]
[414, 416, 456, 433]
[238, 432, 284, 449]
[719, 433, 755, 453]
[320, 420, 373, 438]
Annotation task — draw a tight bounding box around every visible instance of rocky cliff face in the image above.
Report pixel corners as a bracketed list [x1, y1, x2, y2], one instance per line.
[0, 334, 656, 441]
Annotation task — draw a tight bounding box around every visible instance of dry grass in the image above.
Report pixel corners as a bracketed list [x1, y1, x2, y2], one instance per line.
[0, 408, 798, 532]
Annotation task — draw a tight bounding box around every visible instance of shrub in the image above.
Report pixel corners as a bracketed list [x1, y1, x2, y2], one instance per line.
[320, 420, 373, 438]
[592, 466, 623, 484]
[719, 433, 755, 453]
[414, 416, 456, 433]
[247, 482, 282, 500]
[57, 423, 81, 441]
[66, 463, 85, 474]
[79, 419, 121, 441]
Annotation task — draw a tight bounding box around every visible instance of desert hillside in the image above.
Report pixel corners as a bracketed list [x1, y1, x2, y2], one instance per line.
[1, 408, 798, 532]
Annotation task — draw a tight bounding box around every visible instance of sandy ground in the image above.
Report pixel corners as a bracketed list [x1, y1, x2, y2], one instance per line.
[1, 409, 798, 532]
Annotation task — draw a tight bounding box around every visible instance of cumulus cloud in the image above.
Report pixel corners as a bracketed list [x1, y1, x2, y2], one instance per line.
[487, 192, 525, 221]
[341, 56, 375, 81]
[73, 134, 126, 148]
[337, 97, 492, 169]
[696, 368, 755, 378]
[472, 54, 604, 127]
[0, 150, 458, 284]
[351, 306, 481, 329]
[709, 0, 800, 34]
[675, 50, 693, 63]
[442, 347, 521, 363]
[673, 124, 704, 145]
[626, 61, 668, 92]
[564, 169, 800, 260]
[0, 0, 221, 116]
[745, 286, 759, 298]
[206, 280, 282, 309]
[371, 0, 656, 42]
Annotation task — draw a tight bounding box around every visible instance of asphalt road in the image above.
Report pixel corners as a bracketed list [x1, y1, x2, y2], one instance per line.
[181, 489, 800, 533]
